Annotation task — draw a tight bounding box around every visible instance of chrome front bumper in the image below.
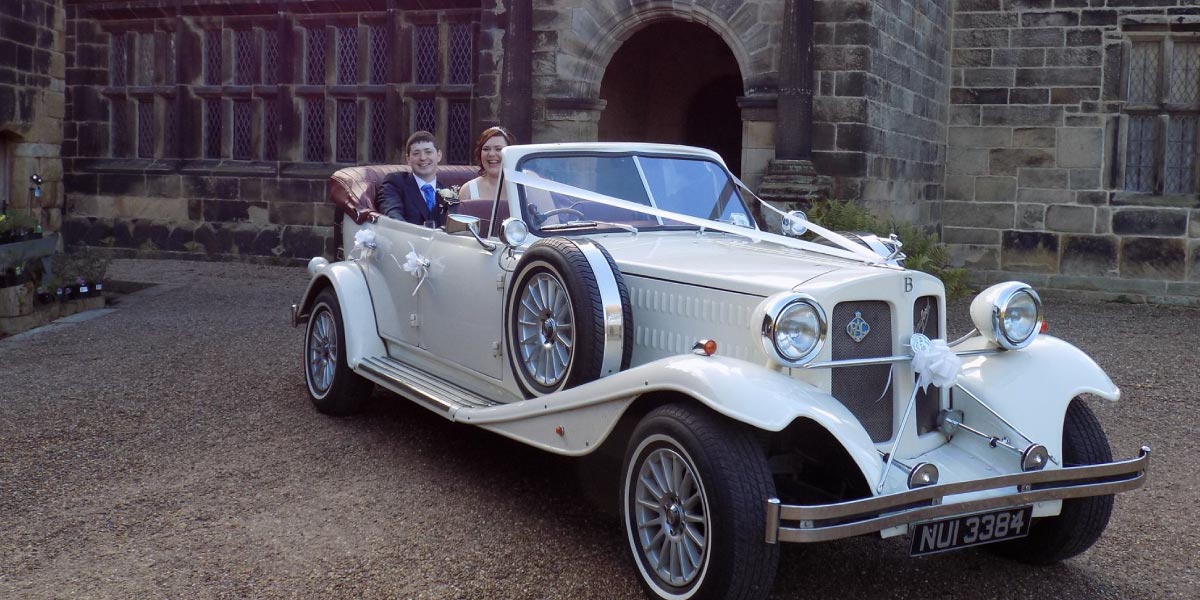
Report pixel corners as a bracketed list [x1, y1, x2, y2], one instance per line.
[765, 446, 1150, 544]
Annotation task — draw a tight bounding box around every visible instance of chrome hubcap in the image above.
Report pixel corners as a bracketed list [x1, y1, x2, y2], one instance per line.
[307, 309, 337, 394]
[517, 272, 574, 387]
[634, 447, 708, 588]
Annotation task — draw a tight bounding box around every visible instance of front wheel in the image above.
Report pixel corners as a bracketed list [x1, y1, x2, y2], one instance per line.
[621, 404, 779, 600]
[986, 398, 1114, 564]
[304, 287, 374, 415]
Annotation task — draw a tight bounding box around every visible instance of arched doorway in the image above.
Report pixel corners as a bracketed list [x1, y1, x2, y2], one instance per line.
[598, 21, 743, 175]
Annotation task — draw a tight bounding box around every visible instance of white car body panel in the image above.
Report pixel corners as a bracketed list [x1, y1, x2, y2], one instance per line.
[303, 259, 386, 370]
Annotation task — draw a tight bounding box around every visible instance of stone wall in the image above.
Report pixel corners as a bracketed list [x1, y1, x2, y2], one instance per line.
[946, 0, 1200, 304]
[813, 0, 951, 223]
[1, 0, 65, 233]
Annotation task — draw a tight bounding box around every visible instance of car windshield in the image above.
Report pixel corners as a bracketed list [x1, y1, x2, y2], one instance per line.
[515, 153, 755, 233]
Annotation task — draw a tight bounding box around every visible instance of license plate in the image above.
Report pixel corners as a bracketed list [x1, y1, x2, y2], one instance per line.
[910, 505, 1033, 557]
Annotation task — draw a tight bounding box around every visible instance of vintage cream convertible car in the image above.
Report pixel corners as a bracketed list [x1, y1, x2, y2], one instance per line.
[292, 143, 1148, 600]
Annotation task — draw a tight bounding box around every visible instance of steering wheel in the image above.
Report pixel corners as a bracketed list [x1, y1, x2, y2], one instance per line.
[537, 207, 586, 223]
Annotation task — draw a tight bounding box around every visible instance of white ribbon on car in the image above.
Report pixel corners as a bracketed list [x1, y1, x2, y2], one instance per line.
[350, 227, 377, 261]
[398, 241, 431, 295]
[505, 170, 886, 265]
[909, 333, 962, 392]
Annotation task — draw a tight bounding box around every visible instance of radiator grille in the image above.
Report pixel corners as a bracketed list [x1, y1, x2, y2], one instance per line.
[913, 295, 941, 435]
[831, 301, 894, 442]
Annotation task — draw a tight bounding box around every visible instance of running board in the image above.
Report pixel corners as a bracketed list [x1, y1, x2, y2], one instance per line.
[356, 356, 501, 417]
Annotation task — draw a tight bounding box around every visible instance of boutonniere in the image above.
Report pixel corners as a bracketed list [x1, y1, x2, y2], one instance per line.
[437, 185, 460, 203]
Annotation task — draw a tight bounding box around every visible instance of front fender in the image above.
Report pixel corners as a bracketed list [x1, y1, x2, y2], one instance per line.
[461, 355, 883, 483]
[296, 260, 386, 369]
[955, 334, 1119, 460]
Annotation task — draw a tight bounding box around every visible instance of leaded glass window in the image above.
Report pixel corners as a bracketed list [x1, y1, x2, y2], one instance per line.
[137, 32, 155, 86]
[414, 25, 438, 85]
[307, 27, 327, 85]
[110, 32, 128, 86]
[369, 25, 388, 85]
[137, 99, 154, 158]
[263, 99, 279, 160]
[1124, 115, 1157, 193]
[414, 97, 436, 134]
[337, 26, 358, 85]
[448, 23, 472, 85]
[263, 29, 280, 85]
[305, 97, 326, 162]
[204, 29, 222, 86]
[369, 98, 387, 162]
[235, 29, 256, 86]
[336, 100, 358, 163]
[447, 100, 470, 164]
[1123, 37, 1200, 195]
[112, 99, 130, 157]
[233, 100, 254, 160]
[205, 97, 222, 159]
[164, 98, 178, 157]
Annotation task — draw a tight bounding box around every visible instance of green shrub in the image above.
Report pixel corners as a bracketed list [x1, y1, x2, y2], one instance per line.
[806, 200, 973, 299]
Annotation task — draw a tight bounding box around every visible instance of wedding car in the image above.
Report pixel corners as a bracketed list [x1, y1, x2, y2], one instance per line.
[291, 143, 1149, 600]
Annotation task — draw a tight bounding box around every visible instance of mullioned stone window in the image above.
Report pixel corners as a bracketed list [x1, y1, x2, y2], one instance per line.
[1121, 36, 1200, 196]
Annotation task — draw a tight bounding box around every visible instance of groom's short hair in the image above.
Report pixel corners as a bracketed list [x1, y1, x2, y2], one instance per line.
[405, 130, 438, 155]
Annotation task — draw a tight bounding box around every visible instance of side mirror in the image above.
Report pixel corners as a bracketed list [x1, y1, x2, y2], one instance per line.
[447, 214, 496, 251]
[781, 210, 809, 237]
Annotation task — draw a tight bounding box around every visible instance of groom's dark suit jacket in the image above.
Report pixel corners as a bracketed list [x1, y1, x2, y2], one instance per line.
[377, 172, 447, 227]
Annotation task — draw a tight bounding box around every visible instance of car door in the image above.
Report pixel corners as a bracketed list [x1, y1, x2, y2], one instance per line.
[361, 216, 434, 348]
[417, 224, 505, 379]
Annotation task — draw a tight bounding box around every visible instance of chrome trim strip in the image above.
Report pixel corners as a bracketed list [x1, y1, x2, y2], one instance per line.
[765, 447, 1150, 544]
[573, 239, 625, 378]
[802, 348, 1003, 369]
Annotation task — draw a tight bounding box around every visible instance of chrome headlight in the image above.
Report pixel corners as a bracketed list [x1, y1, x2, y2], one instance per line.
[969, 282, 1043, 350]
[759, 293, 826, 366]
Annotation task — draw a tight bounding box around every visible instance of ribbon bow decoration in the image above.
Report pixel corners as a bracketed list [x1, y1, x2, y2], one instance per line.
[400, 241, 431, 295]
[909, 333, 962, 392]
[351, 228, 377, 261]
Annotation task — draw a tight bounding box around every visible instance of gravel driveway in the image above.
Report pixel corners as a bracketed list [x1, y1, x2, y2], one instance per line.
[0, 259, 1195, 599]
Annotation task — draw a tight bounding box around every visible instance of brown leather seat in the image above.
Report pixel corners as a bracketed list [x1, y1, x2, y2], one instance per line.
[328, 164, 480, 225]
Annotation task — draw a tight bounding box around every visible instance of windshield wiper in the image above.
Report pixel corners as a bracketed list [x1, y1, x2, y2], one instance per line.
[540, 220, 639, 235]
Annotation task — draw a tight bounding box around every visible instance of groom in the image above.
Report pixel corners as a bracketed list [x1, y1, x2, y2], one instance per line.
[378, 130, 449, 227]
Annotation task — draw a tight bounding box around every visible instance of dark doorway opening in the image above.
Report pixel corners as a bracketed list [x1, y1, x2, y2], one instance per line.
[598, 21, 743, 175]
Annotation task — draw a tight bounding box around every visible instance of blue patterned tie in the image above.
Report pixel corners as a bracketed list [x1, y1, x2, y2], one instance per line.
[421, 184, 435, 212]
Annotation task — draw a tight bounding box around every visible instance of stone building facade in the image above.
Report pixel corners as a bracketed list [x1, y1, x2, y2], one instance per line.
[14, 0, 1197, 303]
[1, 0, 65, 229]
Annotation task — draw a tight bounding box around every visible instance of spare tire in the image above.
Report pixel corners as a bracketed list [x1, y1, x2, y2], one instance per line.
[505, 237, 633, 398]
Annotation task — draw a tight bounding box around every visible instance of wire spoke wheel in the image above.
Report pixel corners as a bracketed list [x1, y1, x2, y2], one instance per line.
[516, 272, 575, 387]
[634, 447, 709, 588]
[307, 308, 337, 395]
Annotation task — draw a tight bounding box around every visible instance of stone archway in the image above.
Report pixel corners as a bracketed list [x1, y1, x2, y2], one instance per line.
[596, 21, 744, 175]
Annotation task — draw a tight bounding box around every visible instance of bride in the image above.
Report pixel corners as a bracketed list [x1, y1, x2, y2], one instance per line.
[459, 126, 516, 201]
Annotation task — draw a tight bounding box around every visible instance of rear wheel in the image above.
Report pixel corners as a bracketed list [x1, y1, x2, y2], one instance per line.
[986, 398, 1114, 564]
[621, 404, 779, 600]
[304, 288, 374, 415]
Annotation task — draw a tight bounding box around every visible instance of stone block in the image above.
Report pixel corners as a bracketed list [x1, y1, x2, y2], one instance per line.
[1022, 11, 1079, 28]
[1077, 191, 1108, 205]
[945, 175, 974, 200]
[954, 29, 1010, 49]
[950, 244, 1000, 270]
[1017, 203, 1045, 229]
[948, 126, 1011, 148]
[1046, 205, 1096, 233]
[1013, 127, 1056, 148]
[1120, 237, 1186, 280]
[743, 121, 774, 149]
[0, 283, 35, 318]
[281, 225, 328, 259]
[1017, 188, 1074, 204]
[948, 147, 989, 175]
[1056, 128, 1104, 168]
[950, 106, 980, 126]
[1061, 235, 1118, 277]
[1009, 88, 1048, 104]
[953, 49, 992, 68]
[269, 202, 316, 226]
[1069, 169, 1101, 190]
[1002, 231, 1060, 273]
[1045, 48, 1103, 67]
[989, 148, 1055, 175]
[951, 88, 1009, 104]
[1082, 10, 1118, 27]
[944, 201, 1014, 229]
[975, 176, 1017, 202]
[943, 227, 1001, 245]
[964, 68, 1015, 87]
[1051, 88, 1100, 105]
[184, 176, 240, 200]
[1013, 28, 1064, 48]
[993, 48, 1045, 68]
[955, 12, 1018, 29]
[1067, 29, 1101, 47]
[1019, 168, 1069, 189]
[201, 199, 253, 223]
[1112, 209, 1188, 236]
[1016, 67, 1101, 87]
[981, 105, 1062, 127]
[956, 0, 1001, 11]
[97, 173, 146, 197]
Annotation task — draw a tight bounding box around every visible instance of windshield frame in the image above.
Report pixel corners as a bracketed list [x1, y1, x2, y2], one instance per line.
[512, 150, 757, 236]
